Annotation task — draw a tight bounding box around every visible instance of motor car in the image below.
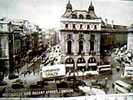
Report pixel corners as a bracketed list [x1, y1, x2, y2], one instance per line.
[11, 79, 24, 89]
[57, 81, 68, 88]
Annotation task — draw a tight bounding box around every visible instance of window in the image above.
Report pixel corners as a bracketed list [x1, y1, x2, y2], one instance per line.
[73, 24, 76, 29]
[88, 57, 97, 71]
[90, 41, 94, 51]
[90, 34, 95, 40]
[90, 35, 95, 51]
[79, 14, 84, 19]
[87, 25, 90, 29]
[77, 57, 86, 71]
[0, 24, 3, 29]
[67, 40, 72, 54]
[94, 25, 97, 29]
[65, 24, 68, 28]
[79, 40, 83, 54]
[86, 15, 90, 19]
[80, 24, 82, 29]
[88, 57, 96, 63]
[65, 57, 74, 64]
[67, 34, 72, 39]
[79, 34, 83, 39]
[72, 14, 77, 19]
[65, 57, 75, 73]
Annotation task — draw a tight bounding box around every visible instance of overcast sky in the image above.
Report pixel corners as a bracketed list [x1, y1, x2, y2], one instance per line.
[0, 0, 133, 29]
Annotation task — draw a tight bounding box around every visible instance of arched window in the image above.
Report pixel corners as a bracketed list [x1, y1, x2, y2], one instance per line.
[88, 57, 96, 63]
[87, 25, 90, 29]
[67, 40, 72, 54]
[90, 34, 95, 51]
[67, 34, 72, 39]
[79, 34, 84, 39]
[65, 24, 68, 28]
[80, 24, 82, 29]
[94, 25, 97, 29]
[79, 14, 84, 19]
[65, 57, 75, 73]
[86, 15, 90, 19]
[77, 57, 86, 71]
[73, 24, 76, 29]
[79, 40, 83, 54]
[72, 14, 77, 19]
[65, 57, 74, 64]
[77, 57, 86, 63]
[88, 57, 97, 71]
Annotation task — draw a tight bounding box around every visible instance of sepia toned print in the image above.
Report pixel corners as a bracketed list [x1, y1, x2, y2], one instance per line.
[0, 0, 133, 99]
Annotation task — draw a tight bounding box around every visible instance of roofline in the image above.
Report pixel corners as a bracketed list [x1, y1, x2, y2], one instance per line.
[60, 29, 128, 33]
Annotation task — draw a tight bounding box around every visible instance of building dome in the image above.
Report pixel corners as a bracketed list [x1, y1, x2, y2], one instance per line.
[66, 0, 72, 10]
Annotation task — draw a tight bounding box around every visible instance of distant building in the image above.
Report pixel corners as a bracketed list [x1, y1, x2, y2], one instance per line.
[0, 20, 9, 80]
[0, 18, 43, 79]
[127, 24, 133, 51]
[42, 29, 60, 49]
[101, 24, 127, 52]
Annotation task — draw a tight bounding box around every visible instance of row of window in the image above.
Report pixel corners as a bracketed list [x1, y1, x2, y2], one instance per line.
[65, 57, 97, 72]
[65, 57, 96, 64]
[65, 24, 97, 30]
[71, 14, 92, 19]
[67, 34, 95, 41]
[67, 39, 95, 55]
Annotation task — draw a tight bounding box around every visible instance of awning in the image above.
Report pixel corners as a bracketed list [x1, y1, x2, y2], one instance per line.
[88, 63, 97, 66]
[65, 64, 74, 67]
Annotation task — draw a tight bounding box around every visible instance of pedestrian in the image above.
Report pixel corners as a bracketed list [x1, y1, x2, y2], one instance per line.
[24, 72, 26, 77]
[47, 93, 50, 97]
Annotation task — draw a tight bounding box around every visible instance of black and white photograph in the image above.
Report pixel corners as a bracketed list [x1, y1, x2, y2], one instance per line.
[0, 0, 133, 99]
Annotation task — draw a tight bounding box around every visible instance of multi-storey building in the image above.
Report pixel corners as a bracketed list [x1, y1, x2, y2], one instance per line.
[0, 20, 9, 81]
[0, 18, 43, 80]
[127, 24, 133, 51]
[60, 0, 128, 74]
[60, 1, 102, 73]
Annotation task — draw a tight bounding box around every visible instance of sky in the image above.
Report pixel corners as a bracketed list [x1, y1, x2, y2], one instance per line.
[0, 0, 133, 29]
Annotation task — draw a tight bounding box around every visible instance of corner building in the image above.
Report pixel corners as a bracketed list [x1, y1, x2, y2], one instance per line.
[60, 1, 102, 73]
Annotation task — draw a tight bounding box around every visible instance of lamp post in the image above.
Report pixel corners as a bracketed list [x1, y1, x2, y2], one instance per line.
[104, 77, 108, 94]
[72, 61, 77, 91]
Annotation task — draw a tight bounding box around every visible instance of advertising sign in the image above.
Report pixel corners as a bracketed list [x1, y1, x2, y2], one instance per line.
[41, 64, 65, 78]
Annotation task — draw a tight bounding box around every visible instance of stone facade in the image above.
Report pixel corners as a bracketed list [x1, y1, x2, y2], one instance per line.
[60, 1, 102, 73]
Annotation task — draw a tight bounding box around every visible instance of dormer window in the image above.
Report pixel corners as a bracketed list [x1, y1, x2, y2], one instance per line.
[86, 15, 90, 19]
[72, 14, 77, 19]
[79, 14, 84, 19]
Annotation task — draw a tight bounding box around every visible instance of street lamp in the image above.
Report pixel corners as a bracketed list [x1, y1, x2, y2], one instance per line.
[104, 77, 108, 94]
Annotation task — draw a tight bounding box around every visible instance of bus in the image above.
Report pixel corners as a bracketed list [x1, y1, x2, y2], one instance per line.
[97, 65, 112, 74]
[113, 80, 132, 93]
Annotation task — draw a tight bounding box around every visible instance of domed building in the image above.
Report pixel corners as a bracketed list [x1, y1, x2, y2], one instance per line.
[60, 0, 102, 73]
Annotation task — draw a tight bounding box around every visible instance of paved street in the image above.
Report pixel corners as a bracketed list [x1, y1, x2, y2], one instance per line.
[1, 52, 128, 97]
